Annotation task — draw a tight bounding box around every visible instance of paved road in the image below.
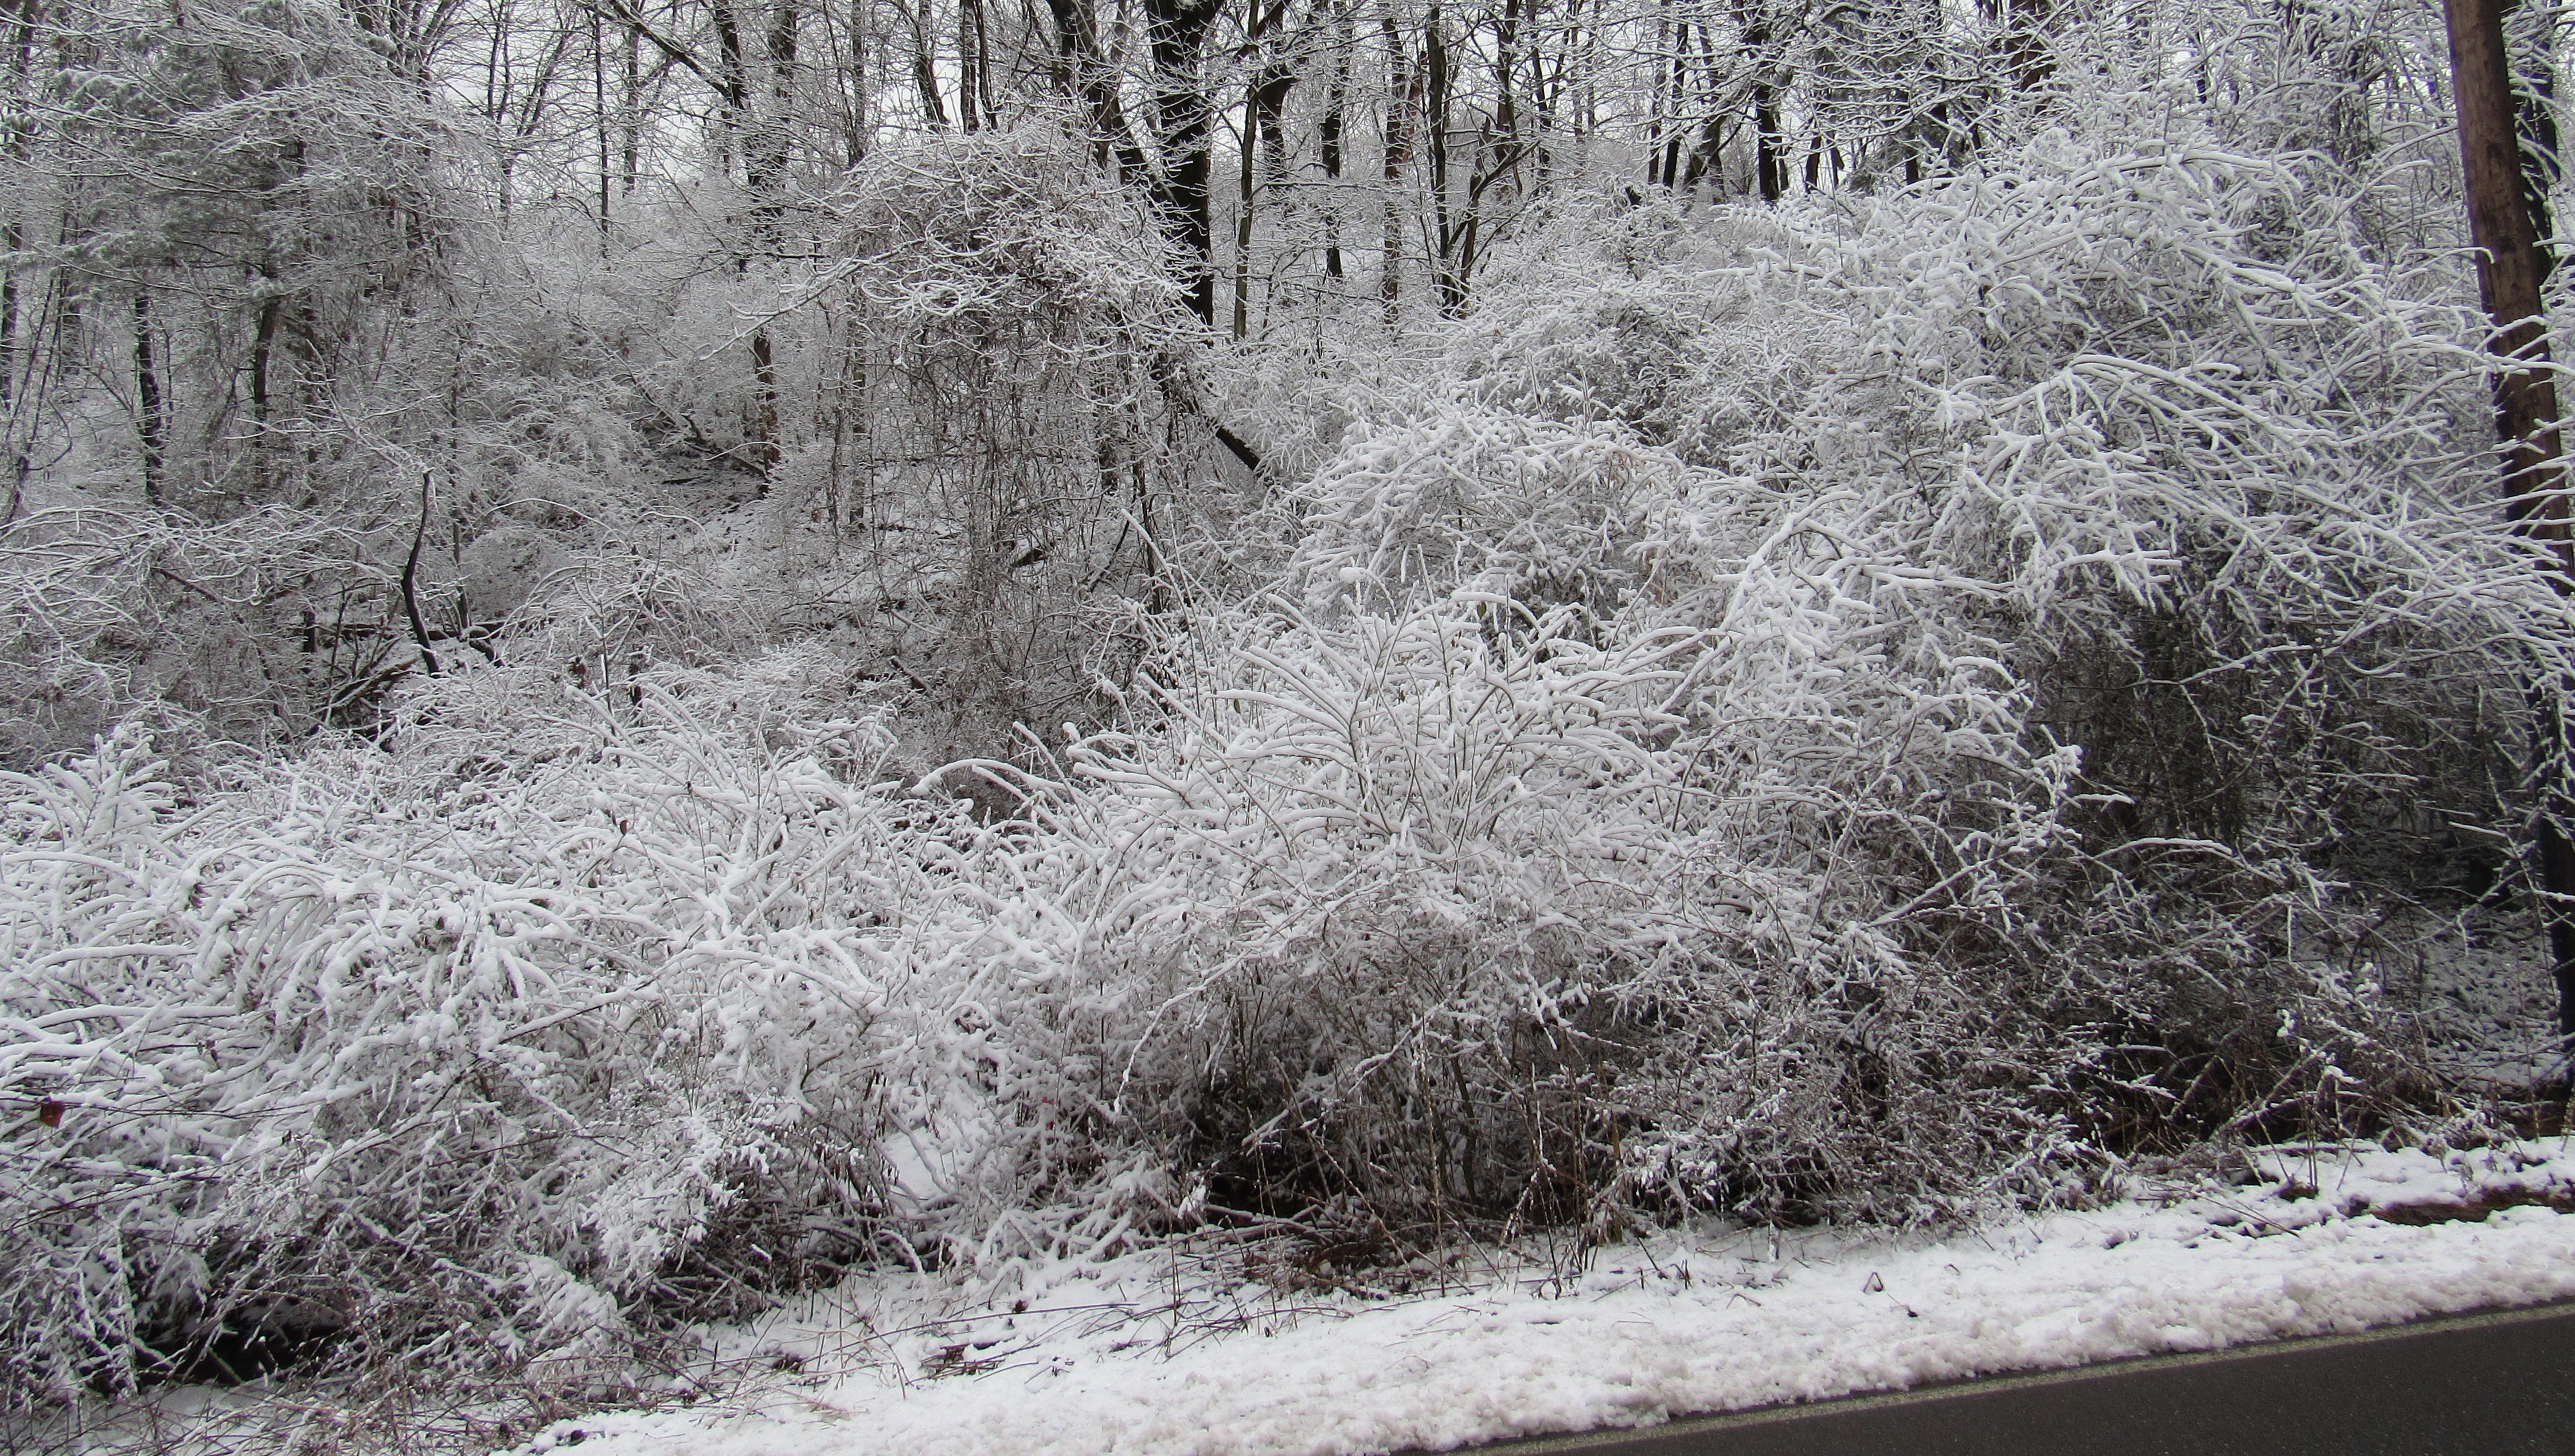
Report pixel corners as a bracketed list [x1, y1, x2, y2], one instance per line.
[1449, 1301, 2575, 1456]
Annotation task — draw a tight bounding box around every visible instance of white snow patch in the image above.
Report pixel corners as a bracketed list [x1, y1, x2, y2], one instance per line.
[518, 1140, 2575, 1456]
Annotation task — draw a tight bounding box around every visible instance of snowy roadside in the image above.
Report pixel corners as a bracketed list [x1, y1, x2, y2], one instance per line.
[515, 1140, 2575, 1456]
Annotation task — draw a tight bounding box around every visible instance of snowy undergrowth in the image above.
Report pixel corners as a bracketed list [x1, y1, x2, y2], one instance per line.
[0, 650, 1123, 1404]
[487, 1140, 2575, 1456]
[12, 93, 2575, 1438]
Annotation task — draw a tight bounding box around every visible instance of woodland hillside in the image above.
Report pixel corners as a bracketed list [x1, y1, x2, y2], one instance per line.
[4, 0, 2574, 1434]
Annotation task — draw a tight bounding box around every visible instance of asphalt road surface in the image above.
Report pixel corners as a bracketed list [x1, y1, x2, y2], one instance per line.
[1450, 1301, 2575, 1456]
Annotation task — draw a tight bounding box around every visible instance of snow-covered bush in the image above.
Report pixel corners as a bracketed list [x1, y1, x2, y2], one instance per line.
[0, 659, 996, 1402]
[0, 506, 411, 766]
[1230, 112, 2548, 1222]
[1288, 409, 1702, 616]
[1756, 127, 2552, 1106]
[796, 126, 1228, 757]
[1040, 593, 2090, 1231]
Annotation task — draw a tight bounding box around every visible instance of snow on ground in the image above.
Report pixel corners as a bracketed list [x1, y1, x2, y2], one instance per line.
[2402, 913, 2566, 1093]
[520, 1140, 2575, 1456]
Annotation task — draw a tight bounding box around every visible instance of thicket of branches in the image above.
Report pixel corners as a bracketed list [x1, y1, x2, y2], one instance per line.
[6, 0, 2575, 1431]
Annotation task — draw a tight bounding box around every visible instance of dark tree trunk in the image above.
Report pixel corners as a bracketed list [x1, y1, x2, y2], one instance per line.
[1425, 3, 1456, 311]
[1145, 0, 1226, 325]
[2004, 0, 2054, 91]
[709, 0, 750, 167]
[1235, 18, 1295, 338]
[2445, 0, 2575, 1046]
[1381, 2, 1417, 324]
[1322, 2, 1349, 280]
[1753, 85, 1783, 202]
[1682, 18, 1724, 191]
[963, 0, 994, 131]
[1658, 17, 1687, 187]
[133, 290, 163, 507]
[1736, 2, 1784, 202]
[1042, 0, 1147, 177]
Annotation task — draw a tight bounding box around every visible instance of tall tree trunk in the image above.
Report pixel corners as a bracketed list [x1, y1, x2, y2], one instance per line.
[1145, 0, 1226, 325]
[1740, 6, 1783, 203]
[1679, 16, 1720, 190]
[1381, 2, 1416, 325]
[623, 25, 642, 190]
[2445, 0, 2575, 1047]
[831, 0, 868, 165]
[1425, 3, 1461, 313]
[0, 0, 29, 418]
[959, 0, 981, 131]
[737, 0, 796, 485]
[961, 0, 994, 131]
[1236, 46, 1294, 337]
[2004, 0, 2054, 92]
[1322, 2, 1349, 280]
[593, 5, 612, 250]
[133, 289, 163, 507]
[710, 0, 750, 169]
[1234, 87, 1257, 338]
[891, 0, 945, 127]
[1646, 0, 1673, 187]
[1044, 0, 1145, 174]
[1658, 15, 1687, 187]
[249, 282, 280, 494]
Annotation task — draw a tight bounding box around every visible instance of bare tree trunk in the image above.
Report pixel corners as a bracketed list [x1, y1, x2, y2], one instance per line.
[1322, 3, 1349, 281]
[1427, 3, 1461, 311]
[1381, 2, 1416, 326]
[961, 0, 994, 131]
[593, 5, 612, 251]
[1234, 80, 1257, 338]
[1658, 15, 1687, 187]
[1682, 15, 1725, 192]
[2004, 0, 2054, 92]
[958, 0, 980, 131]
[133, 289, 163, 507]
[1645, 0, 1673, 187]
[623, 25, 642, 190]
[403, 472, 441, 675]
[1236, 42, 1294, 338]
[1739, 4, 1784, 203]
[1044, 0, 1145, 174]
[892, 0, 945, 127]
[831, 0, 867, 164]
[1145, 0, 1226, 326]
[0, 0, 27, 419]
[710, 0, 750, 168]
[737, 0, 797, 484]
[2445, 0, 2575, 1047]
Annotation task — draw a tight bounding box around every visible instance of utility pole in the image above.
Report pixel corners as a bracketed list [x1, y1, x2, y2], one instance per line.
[2444, 0, 2575, 1053]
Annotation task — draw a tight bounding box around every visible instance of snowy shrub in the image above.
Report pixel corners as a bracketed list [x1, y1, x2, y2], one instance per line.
[1445, 198, 1843, 465]
[0, 506, 406, 766]
[1191, 116, 2547, 1227]
[0, 666, 995, 1403]
[502, 548, 757, 693]
[1627, 131, 2538, 1145]
[799, 126, 1224, 756]
[1775, 127, 2551, 964]
[1288, 408, 1703, 617]
[1034, 594, 2093, 1231]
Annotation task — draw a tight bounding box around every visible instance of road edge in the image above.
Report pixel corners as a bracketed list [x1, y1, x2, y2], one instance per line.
[1435, 1296, 2575, 1454]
